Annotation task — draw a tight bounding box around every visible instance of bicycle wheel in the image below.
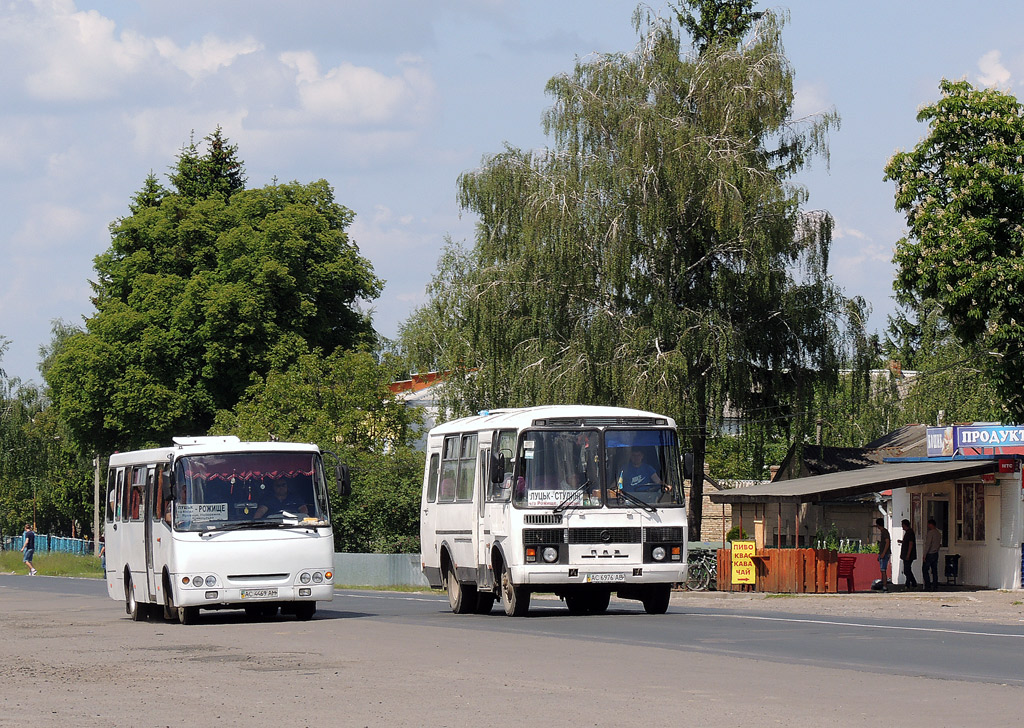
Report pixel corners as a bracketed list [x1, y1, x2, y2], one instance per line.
[686, 561, 710, 591]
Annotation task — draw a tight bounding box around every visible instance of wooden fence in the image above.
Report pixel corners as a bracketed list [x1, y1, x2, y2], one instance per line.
[716, 548, 841, 593]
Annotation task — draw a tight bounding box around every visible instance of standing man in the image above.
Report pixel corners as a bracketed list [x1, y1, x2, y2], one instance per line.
[898, 518, 919, 589]
[875, 517, 891, 592]
[22, 524, 37, 576]
[922, 517, 941, 591]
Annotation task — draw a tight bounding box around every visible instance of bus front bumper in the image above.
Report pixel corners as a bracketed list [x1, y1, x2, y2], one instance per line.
[173, 582, 335, 607]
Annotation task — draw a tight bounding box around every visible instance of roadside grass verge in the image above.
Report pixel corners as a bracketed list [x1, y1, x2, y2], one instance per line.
[1, 551, 103, 578]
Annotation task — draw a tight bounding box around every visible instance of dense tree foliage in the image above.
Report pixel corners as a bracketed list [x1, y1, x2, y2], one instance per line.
[214, 350, 424, 552]
[885, 80, 1024, 419]
[45, 129, 382, 454]
[401, 3, 846, 538]
[0, 339, 93, 539]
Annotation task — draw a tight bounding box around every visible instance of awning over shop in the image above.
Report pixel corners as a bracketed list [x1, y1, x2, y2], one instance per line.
[708, 459, 998, 505]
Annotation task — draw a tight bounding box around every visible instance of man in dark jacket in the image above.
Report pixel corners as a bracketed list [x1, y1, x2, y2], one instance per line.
[898, 518, 918, 588]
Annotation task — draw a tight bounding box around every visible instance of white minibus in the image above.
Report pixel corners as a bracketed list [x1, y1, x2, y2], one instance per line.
[105, 436, 348, 624]
[420, 406, 687, 616]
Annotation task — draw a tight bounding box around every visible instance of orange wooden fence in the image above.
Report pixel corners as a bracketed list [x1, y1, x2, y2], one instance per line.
[716, 548, 840, 593]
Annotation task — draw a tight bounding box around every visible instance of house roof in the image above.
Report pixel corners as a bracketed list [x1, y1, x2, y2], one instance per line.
[708, 459, 997, 505]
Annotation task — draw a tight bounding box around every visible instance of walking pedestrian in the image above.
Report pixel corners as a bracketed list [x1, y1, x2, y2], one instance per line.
[875, 517, 891, 591]
[22, 524, 37, 576]
[922, 517, 941, 591]
[898, 518, 919, 588]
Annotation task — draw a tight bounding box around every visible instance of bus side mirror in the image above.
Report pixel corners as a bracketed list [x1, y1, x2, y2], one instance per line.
[490, 452, 505, 484]
[336, 463, 351, 497]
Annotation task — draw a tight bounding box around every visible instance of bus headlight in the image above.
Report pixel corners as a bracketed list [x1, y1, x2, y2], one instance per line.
[652, 546, 666, 562]
[312, 572, 323, 583]
[542, 547, 558, 563]
[300, 572, 311, 584]
[205, 575, 216, 587]
[193, 575, 203, 586]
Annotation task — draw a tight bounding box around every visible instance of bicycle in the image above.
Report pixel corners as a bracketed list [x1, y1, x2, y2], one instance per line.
[685, 549, 717, 591]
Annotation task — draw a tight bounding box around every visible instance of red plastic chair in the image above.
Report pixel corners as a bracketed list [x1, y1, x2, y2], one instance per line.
[837, 555, 857, 593]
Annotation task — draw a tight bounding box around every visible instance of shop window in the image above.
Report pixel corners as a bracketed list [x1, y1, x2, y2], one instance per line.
[955, 482, 985, 542]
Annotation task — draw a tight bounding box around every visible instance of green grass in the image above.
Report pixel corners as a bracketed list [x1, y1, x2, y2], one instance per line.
[0, 551, 103, 578]
[763, 593, 800, 599]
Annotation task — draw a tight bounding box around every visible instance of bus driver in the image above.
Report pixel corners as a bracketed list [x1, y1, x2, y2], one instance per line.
[254, 478, 309, 519]
[618, 447, 669, 494]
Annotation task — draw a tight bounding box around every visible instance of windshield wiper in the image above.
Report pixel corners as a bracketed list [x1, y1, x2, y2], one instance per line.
[199, 521, 288, 534]
[553, 480, 591, 513]
[614, 486, 657, 513]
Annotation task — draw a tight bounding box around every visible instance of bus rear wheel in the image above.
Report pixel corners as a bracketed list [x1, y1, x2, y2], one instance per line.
[125, 574, 145, 621]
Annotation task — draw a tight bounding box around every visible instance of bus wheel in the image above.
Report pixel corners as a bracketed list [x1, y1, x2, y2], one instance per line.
[641, 584, 671, 615]
[588, 589, 611, 615]
[473, 592, 495, 614]
[500, 564, 530, 617]
[162, 575, 177, 622]
[295, 603, 316, 621]
[125, 574, 144, 621]
[446, 563, 477, 614]
[178, 606, 199, 625]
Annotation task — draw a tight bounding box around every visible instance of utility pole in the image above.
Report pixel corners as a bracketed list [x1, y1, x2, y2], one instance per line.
[93, 454, 101, 554]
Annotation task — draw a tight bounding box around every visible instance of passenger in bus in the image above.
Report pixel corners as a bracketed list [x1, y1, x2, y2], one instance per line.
[254, 478, 309, 519]
[617, 447, 669, 494]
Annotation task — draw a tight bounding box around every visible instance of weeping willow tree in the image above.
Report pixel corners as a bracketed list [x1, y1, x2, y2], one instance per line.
[403, 2, 850, 539]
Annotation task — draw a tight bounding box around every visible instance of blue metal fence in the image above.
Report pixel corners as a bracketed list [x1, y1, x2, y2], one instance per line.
[3, 534, 96, 555]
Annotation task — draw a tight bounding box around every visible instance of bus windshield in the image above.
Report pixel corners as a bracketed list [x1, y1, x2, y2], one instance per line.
[512, 428, 684, 508]
[170, 452, 329, 531]
[604, 429, 684, 507]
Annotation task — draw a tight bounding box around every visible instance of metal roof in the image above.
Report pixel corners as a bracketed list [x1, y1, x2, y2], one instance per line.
[708, 459, 998, 504]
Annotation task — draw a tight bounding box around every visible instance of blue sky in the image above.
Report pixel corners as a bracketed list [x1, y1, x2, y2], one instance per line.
[1, 0, 1022, 385]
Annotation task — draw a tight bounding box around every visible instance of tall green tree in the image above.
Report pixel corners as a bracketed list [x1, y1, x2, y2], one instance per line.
[885, 80, 1024, 419]
[403, 2, 845, 539]
[46, 130, 382, 454]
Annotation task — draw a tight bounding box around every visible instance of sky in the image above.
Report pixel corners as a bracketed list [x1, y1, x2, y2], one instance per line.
[2, 0, 1023, 385]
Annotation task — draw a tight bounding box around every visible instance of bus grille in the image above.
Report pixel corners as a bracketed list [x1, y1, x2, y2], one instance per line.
[523, 528, 566, 545]
[645, 527, 684, 543]
[568, 527, 641, 544]
[524, 514, 563, 525]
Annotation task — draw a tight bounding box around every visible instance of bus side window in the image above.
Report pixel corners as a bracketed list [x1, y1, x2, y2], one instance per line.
[129, 466, 146, 521]
[439, 436, 458, 503]
[106, 469, 117, 523]
[426, 454, 439, 503]
[457, 434, 478, 501]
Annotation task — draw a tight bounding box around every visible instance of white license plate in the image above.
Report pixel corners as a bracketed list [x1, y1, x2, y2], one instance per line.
[586, 573, 625, 583]
[240, 588, 278, 599]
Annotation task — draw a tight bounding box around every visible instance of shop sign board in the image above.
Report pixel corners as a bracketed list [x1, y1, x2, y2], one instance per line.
[731, 540, 756, 585]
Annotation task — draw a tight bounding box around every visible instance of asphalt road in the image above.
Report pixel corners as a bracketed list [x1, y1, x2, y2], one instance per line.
[2, 575, 1023, 727]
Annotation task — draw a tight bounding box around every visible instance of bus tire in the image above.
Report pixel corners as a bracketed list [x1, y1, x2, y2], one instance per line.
[641, 584, 671, 615]
[564, 593, 588, 615]
[473, 591, 495, 615]
[587, 589, 611, 614]
[162, 572, 177, 622]
[294, 603, 316, 621]
[178, 606, 199, 625]
[500, 564, 530, 617]
[446, 563, 476, 614]
[125, 573, 144, 621]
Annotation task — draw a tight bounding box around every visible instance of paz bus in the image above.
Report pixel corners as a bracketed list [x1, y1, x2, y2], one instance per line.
[104, 436, 348, 624]
[420, 406, 687, 616]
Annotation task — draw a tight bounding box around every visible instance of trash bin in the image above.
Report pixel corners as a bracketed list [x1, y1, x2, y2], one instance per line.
[944, 554, 960, 585]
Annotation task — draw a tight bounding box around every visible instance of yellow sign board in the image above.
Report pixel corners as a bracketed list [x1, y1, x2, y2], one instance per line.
[731, 540, 756, 585]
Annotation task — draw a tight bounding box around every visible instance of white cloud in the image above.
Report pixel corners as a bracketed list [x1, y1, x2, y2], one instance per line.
[977, 49, 1012, 88]
[152, 34, 262, 81]
[833, 225, 868, 241]
[6, 1, 261, 102]
[278, 52, 436, 127]
[792, 81, 832, 120]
